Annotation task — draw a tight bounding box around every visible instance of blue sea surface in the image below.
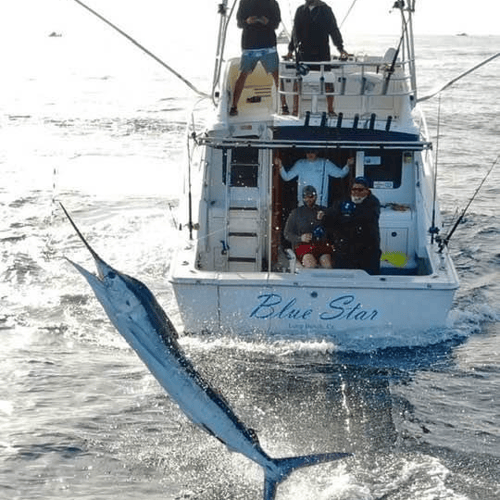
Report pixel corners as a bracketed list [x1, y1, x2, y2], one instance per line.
[1, 5, 499, 498]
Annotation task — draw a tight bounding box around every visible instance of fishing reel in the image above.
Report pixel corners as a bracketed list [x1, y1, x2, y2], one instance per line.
[296, 63, 310, 77]
[312, 225, 326, 242]
[340, 200, 357, 217]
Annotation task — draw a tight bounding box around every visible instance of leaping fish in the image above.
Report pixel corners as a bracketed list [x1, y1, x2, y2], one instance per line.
[60, 203, 351, 500]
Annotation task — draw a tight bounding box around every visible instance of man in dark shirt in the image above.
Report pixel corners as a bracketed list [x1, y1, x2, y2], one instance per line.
[325, 177, 381, 274]
[284, 185, 333, 268]
[288, 0, 347, 61]
[286, 0, 348, 115]
[231, 0, 288, 116]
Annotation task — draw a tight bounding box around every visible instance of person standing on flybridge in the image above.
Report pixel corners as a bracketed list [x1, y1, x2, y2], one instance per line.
[230, 0, 289, 116]
[285, 0, 349, 115]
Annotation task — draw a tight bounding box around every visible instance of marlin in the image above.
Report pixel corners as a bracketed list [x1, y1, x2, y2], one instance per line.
[61, 204, 351, 500]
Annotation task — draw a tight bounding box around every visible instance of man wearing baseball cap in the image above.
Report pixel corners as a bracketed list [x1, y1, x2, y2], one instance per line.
[284, 185, 333, 268]
[324, 176, 381, 274]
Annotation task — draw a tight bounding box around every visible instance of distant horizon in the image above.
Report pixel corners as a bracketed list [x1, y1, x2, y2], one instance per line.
[3, 1, 500, 41]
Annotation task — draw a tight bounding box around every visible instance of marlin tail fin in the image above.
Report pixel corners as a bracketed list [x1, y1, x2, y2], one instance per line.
[264, 452, 351, 500]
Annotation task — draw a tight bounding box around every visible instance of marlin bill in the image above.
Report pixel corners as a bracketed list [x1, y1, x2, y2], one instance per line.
[60, 204, 351, 500]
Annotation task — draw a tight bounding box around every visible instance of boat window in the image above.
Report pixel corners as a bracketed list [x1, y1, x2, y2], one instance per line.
[229, 147, 259, 187]
[363, 150, 402, 189]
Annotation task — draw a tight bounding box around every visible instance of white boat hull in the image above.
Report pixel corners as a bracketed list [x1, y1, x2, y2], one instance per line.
[170, 4, 461, 348]
[171, 248, 459, 348]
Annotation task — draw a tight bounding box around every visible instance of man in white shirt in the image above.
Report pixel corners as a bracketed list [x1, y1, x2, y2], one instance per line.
[275, 150, 353, 206]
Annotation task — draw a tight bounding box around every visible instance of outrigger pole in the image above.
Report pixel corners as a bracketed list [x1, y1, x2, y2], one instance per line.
[339, 0, 360, 28]
[418, 52, 500, 103]
[212, 0, 238, 104]
[69, 0, 210, 98]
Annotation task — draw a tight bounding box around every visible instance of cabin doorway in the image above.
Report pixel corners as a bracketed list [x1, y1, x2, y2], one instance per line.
[271, 148, 354, 270]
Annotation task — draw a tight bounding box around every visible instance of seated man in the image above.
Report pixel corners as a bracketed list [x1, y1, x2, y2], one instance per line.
[325, 176, 381, 274]
[284, 185, 333, 268]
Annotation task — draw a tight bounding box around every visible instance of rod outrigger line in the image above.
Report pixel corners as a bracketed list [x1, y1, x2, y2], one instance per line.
[438, 155, 499, 252]
[418, 52, 500, 103]
[69, 0, 210, 98]
[339, 0, 360, 28]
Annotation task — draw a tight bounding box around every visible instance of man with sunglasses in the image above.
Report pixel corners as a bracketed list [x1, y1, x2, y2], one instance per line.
[284, 185, 333, 268]
[325, 176, 381, 274]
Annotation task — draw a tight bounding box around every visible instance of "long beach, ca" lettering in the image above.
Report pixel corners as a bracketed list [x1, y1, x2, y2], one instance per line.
[249, 293, 378, 322]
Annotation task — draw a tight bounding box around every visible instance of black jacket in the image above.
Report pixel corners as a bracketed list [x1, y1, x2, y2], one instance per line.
[325, 194, 381, 274]
[288, 1, 344, 61]
[237, 0, 281, 50]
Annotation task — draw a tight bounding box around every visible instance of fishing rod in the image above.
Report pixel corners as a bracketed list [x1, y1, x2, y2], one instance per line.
[186, 128, 194, 241]
[382, 1, 408, 95]
[69, 0, 210, 98]
[438, 154, 499, 252]
[429, 94, 441, 244]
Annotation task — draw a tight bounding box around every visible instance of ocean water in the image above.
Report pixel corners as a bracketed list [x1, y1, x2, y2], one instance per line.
[1, 4, 500, 499]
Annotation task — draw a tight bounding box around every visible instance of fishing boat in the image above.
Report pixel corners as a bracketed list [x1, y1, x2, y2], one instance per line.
[169, 0, 460, 346]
